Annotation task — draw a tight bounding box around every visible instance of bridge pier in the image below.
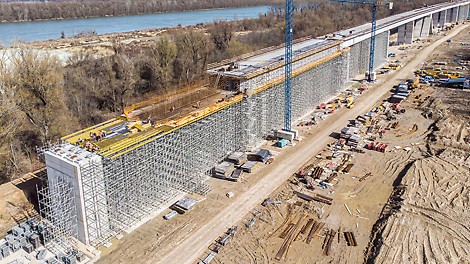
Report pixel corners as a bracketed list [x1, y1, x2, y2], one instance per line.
[458, 4, 469, 22]
[397, 21, 415, 45]
[413, 18, 424, 39]
[439, 10, 448, 26]
[405, 21, 414, 44]
[432, 13, 439, 29]
[450, 7, 459, 23]
[397, 21, 414, 45]
[445, 9, 451, 23]
[421, 15, 432, 37]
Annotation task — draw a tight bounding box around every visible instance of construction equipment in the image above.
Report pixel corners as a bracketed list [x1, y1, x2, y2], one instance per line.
[284, 0, 294, 131]
[388, 63, 401, 70]
[346, 97, 355, 109]
[415, 68, 461, 79]
[331, 0, 393, 82]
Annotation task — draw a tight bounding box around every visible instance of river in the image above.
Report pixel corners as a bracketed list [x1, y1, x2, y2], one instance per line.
[0, 6, 270, 44]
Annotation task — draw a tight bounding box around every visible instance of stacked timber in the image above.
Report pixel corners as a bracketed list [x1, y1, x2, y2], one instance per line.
[344, 231, 358, 246]
[294, 191, 333, 205]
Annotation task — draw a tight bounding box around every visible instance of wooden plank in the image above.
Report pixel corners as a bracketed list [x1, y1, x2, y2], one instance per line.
[306, 221, 318, 244]
[301, 218, 314, 234]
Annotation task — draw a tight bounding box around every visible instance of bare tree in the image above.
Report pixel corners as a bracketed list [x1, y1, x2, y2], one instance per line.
[209, 20, 233, 52]
[7, 48, 73, 143]
[174, 30, 213, 84]
[149, 35, 177, 90]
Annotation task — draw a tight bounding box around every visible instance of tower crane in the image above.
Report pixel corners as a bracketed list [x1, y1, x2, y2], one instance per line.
[284, 0, 294, 131]
[331, 0, 393, 82]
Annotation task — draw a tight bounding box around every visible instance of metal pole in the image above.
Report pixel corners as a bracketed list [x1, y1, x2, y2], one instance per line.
[368, 4, 377, 82]
[284, 0, 294, 131]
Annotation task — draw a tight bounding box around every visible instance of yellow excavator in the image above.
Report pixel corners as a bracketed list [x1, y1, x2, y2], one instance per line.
[346, 97, 355, 109]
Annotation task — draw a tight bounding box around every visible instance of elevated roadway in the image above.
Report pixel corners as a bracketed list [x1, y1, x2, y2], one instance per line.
[331, 0, 470, 47]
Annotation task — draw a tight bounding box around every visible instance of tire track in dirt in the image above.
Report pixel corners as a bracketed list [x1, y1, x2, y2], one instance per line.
[366, 150, 470, 264]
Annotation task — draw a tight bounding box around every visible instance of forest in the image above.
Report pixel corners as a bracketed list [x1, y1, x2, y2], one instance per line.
[0, 0, 447, 183]
[0, 0, 281, 22]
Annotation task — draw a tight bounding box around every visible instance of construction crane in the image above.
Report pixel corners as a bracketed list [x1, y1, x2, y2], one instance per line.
[331, 0, 393, 82]
[284, 0, 294, 131]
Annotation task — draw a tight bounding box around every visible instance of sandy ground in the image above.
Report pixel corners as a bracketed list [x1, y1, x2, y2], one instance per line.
[365, 29, 470, 263]
[93, 23, 469, 264]
[0, 172, 42, 238]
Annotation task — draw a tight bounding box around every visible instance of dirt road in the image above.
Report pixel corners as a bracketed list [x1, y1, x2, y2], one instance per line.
[155, 24, 469, 264]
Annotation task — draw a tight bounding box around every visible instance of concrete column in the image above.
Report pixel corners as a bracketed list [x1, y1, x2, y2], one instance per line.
[397, 24, 406, 44]
[432, 12, 439, 28]
[451, 7, 459, 23]
[458, 4, 469, 22]
[444, 9, 450, 24]
[466, 5, 470, 20]
[405, 21, 414, 44]
[385, 30, 390, 56]
[457, 5, 464, 22]
[413, 18, 424, 38]
[439, 10, 447, 27]
[421, 15, 432, 37]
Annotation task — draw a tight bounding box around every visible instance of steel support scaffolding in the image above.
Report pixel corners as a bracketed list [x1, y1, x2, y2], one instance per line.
[37, 177, 79, 254]
[292, 54, 348, 119]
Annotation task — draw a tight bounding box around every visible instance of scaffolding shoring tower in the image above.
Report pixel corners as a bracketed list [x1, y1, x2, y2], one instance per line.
[37, 176, 78, 254]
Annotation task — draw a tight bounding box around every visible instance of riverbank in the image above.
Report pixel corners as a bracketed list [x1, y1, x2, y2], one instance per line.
[0, 5, 270, 44]
[0, 0, 277, 24]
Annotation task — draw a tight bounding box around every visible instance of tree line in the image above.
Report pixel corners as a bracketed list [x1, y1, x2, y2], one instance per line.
[0, 0, 447, 183]
[0, 0, 281, 22]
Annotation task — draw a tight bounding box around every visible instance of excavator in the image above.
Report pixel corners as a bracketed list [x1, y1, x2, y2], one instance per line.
[346, 97, 355, 109]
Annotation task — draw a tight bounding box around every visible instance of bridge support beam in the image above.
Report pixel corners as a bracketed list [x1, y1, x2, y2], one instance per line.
[421, 15, 432, 37]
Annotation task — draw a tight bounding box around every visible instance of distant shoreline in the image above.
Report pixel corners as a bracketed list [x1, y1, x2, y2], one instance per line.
[0, 4, 272, 24]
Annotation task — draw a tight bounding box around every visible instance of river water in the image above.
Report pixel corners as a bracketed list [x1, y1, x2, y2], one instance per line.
[0, 6, 269, 44]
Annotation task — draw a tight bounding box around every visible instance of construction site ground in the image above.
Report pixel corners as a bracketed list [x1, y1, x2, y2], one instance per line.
[0, 23, 467, 264]
[93, 24, 469, 264]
